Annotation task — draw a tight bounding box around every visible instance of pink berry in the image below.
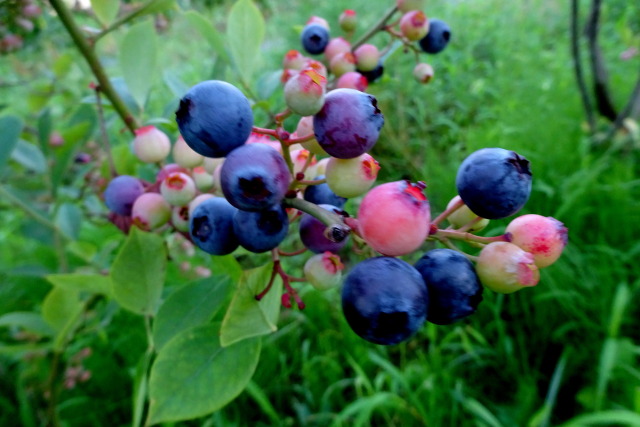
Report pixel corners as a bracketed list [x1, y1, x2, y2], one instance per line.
[324, 37, 351, 62]
[413, 63, 434, 84]
[160, 172, 197, 206]
[132, 193, 171, 231]
[329, 52, 356, 77]
[284, 68, 327, 116]
[357, 181, 430, 256]
[132, 126, 171, 163]
[172, 135, 203, 168]
[283, 49, 306, 70]
[306, 16, 330, 31]
[156, 163, 189, 183]
[302, 58, 328, 79]
[476, 242, 540, 294]
[339, 10, 357, 33]
[326, 153, 380, 198]
[304, 252, 344, 291]
[336, 71, 368, 92]
[505, 214, 568, 268]
[400, 11, 430, 42]
[353, 44, 380, 72]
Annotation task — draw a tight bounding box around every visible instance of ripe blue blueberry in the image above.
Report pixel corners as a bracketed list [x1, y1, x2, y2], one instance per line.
[313, 88, 384, 159]
[303, 176, 347, 208]
[175, 80, 253, 158]
[301, 24, 330, 55]
[232, 204, 289, 253]
[341, 257, 428, 345]
[414, 249, 483, 325]
[103, 175, 144, 216]
[220, 143, 291, 211]
[189, 197, 239, 255]
[299, 204, 348, 253]
[455, 147, 532, 219]
[419, 19, 451, 54]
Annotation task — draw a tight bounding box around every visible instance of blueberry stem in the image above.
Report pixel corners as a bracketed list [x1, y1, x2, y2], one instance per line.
[283, 197, 350, 238]
[278, 247, 307, 257]
[352, 6, 398, 50]
[456, 216, 484, 233]
[433, 229, 512, 244]
[431, 197, 464, 227]
[435, 236, 479, 262]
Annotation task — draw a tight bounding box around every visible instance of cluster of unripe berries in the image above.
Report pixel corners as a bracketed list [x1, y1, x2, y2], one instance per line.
[101, 1, 567, 346]
[0, 0, 41, 54]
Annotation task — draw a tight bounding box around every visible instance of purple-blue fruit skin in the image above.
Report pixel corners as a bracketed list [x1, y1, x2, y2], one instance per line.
[299, 204, 348, 253]
[233, 204, 289, 253]
[189, 198, 239, 255]
[301, 24, 330, 55]
[220, 143, 291, 212]
[419, 19, 451, 54]
[175, 80, 253, 158]
[341, 257, 428, 345]
[104, 175, 144, 216]
[313, 88, 384, 159]
[455, 147, 532, 219]
[303, 175, 347, 208]
[414, 249, 483, 325]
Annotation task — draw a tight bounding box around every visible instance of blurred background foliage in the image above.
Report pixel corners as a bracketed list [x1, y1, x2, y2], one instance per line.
[0, 0, 639, 425]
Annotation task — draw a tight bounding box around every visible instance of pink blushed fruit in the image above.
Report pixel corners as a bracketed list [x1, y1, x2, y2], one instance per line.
[339, 10, 357, 33]
[353, 44, 380, 72]
[283, 49, 306, 70]
[400, 10, 430, 42]
[337, 71, 368, 92]
[156, 163, 189, 183]
[132, 193, 171, 231]
[172, 135, 203, 168]
[324, 37, 351, 62]
[413, 63, 434, 84]
[476, 242, 540, 294]
[306, 16, 330, 31]
[160, 172, 197, 206]
[304, 252, 344, 291]
[357, 181, 431, 256]
[505, 214, 568, 268]
[329, 52, 356, 77]
[171, 206, 190, 232]
[284, 68, 327, 116]
[192, 166, 215, 191]
[326, 153, 379, 198]
[132, 125, 171, 163]
[295, 116, 325, 155]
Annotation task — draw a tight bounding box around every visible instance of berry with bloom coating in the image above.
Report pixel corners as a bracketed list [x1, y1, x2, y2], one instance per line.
[301, 24, 330, 55]
[299, 204, 349, 253]
[446, 195, 489, 232]
[354, 44, 380, 72]
[476, 242, 540, 294]
[175, 80, 253, 158]
[189, 197, 238, 255]
[413, 63, 434, 84]
[284, 68, 326, 116]
[132, 193, 171, 231]
[506, 214, 568, 268]
[172, 135, 203, 168]
[324, 37, 351, 62]
[341, 257, 428, 345]
[400, 11, 429, 41]
[303, 175, 347, 208]
[325, 153, 379, 198]
[419, 18, 451, 54]
[414, 249, 483, 325]
[456, 148, 532, 219]
[358, 181, 430, 256]
[132, 126, 171, 163]
[220, 143, 291, 211]
[339, 10, 357, 33]
[313, 88, 384, 159]
[104, 175, 145, 216]
[160, 172, 196, 206]
[233, 204, 289, 253]
[336, 71, 368, 92]
[304, 252, 344, 291]
[329, 52, 356, 77]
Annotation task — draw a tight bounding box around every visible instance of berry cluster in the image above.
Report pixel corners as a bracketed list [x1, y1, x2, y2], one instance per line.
[0, 0, 41, 54]
[101, 0, 568, 346]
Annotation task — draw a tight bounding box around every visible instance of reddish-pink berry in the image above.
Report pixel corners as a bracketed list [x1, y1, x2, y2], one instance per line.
[505, 214, 568, 268]
[324, 37, 351, 62]
[284, 68, 327, 116]
[132, 193, 171, 231]
[336, 71, 368, 92]
[476, 242, 540, 293]
[353, 44, 380, 72]
[304, 252, 344, 291]
[283, 49, 306, 70]
[306, 16, 330, 31]
[400, 10, 430, 41]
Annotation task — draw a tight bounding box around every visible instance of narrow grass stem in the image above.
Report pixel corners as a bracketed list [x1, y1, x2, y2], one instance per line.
[352, 6, 398, 50]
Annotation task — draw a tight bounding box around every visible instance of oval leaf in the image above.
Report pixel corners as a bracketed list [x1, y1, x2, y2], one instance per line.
[91, 0, 120, 27]
[227, 0, 265, 82]
[147, 324, 261, 424]
[183, 10, 230, 65]
[111, 227, 166, 315]
[120, 19, 158, 108]
[220, 263, 281, 347]
[42, 287, 83, 332]
[46, 273, 112, 297]
[55, 203, 82, 241]
[0, 312, 54, 337]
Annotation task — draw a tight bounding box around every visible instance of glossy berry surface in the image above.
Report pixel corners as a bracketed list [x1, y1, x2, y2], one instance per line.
[189, 197, 239, 255]
[104, 175, 144, 216]
[456, 148, 532, 219]
[414, 249, 483, 325]
[476, 242, 540, 294]
[506, 214, 568, 268]
[232, 204, 289, 253]
[341, 257, 428, 345]
[303, 176, 347, 208]
[175, 80, 253, 158]
[300, 24, 330, 55]
[419, 18, 451, 54]
[325, 153, 379, 198]
[299, 204, 348, 253]
[358, 181, 430, 256]
[313, 88, 384, 159]
[220, 143, 291, 211]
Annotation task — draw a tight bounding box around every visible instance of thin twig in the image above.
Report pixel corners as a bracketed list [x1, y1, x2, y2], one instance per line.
[570, 0, 596, 132]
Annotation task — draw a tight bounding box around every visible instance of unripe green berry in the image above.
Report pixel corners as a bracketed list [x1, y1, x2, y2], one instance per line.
[132, 193, 171, 230]
[339, 10, 357, 33]
[171, 206, 190, 232]
[446, 195, 489, 232]
[295, 116, 325, 155]
[354, 44, 380, 72]
[413, 63, 434, 84]
[172, 135, 203, 168]
[160, 172, 197, 206]
[329, 52, 356, 77]
[400, 10, 430, 41]
[192, 166, 215, 191]
[304, 252, 344, 291]
[326, 153, 380, 198]
[396, 0, 424, 13]
[132, 125, 171, 163]
[284, 68, 326, 116]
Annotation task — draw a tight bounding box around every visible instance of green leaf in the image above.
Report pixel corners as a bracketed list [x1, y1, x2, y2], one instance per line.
[220, 263, 281, 347]
[10, 140, 46, 174]
[111, 227, 167, 315]
[559, 410, 640, 427]
[183, 10, 230, 64]
[91, 0, 120, 27]
[227, 0, 265, 83]
[0, 312, 54, 337]
[152, 275, 234, 351]
[42, 287, 83, 332]
[0, 115, 23, 175]
[132, 351, 152, 427]
[120, 19, 158, 109]
[55, 203, 82, 241]
[37, 109, 51, 155]
[111, 143, 138, 176]
[210, 254, 243, 283]
[146, 324, 261, 424]
[46, 273, 112, 296]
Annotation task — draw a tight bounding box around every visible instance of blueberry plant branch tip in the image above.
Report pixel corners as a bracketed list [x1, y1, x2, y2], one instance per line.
[431, 197, 465, 227]
[278, 247, 307, 257]
[275, 109, 292, 125]
[433, 229, 512, 244]
[286, 133, 315, 146]
[284, 197, 351, 241]
[352, 6, 398, 51]
[456, 216, 484, 233]
[252, 126, 279, 138]
[49, 0, 138, 136]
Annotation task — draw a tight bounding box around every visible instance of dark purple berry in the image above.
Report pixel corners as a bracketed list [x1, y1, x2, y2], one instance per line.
[313, 88, 384, 159]
[455, 148, 532, 219]
[175, 80, 253, 158]
[341, 257, 428, 345]
[220, 143, 291, 212]
[414, 249, 483, 325]
[103, 175, 145, 216]
[303, 176, 347, 208]
[419, 19, 451, 54]
[299, 204, 348, 253]
[189, 197, 239, 255]
[233, 204, 289, 253]
[301, 24, 330, 55]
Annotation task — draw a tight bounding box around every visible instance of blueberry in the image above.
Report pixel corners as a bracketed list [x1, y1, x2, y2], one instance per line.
[189, 197, 239, 255]
[303, 176, 347, 208]
[232, 204, 289, 253]
[341, 257, 428, 345]
[175, 80, 253, 158]
[103, 175, 145, 216]
[419, 19, 451, 54]
[299, 204, 348, 253]
[301, 24, 330, 55]
[313, 88, 384, 159]
[220, 143, 291, 212]
[455, 148, 532, 219]
[414, 249, 483, 325]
